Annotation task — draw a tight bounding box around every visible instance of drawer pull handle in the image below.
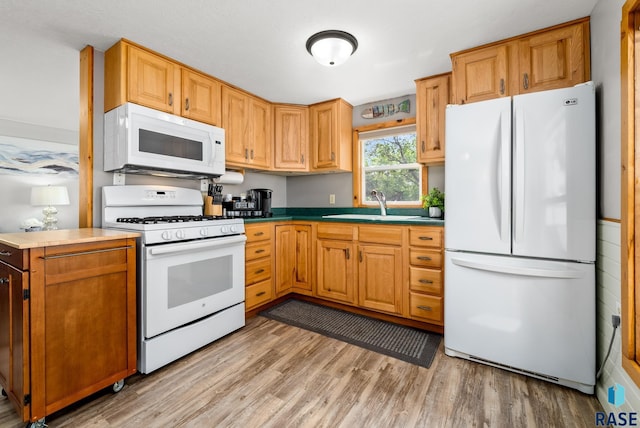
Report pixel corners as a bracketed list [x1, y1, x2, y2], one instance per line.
[256, 291, 266, 297]
[418, 236, 433, 241]
[0, 250, 12, 256]
[255, 249, 265, 254]
[417, 256, 432, 261]
[419, 279, 434, 284]
[0, 277, 8, 284]
[417, 305, 433, 312]
[255, 269, 265, 274]
[254, 232, 265, 236]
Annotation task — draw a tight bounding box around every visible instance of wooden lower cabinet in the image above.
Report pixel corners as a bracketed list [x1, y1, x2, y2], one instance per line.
[275, 224, 313, 296]
[316, 239, 356, 305]
[244, 223, 274, 311]
[357, 244, 402, 314]
[247, 221, 444, 332]
[406, 227, 444, 325]
[0, 238, 137, 424]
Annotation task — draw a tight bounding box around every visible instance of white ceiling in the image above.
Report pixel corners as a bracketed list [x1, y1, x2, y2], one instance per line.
[2, 0, 598, 107]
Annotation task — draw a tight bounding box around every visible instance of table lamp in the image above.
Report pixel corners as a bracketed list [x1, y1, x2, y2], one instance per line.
[30, 185, 70, 230]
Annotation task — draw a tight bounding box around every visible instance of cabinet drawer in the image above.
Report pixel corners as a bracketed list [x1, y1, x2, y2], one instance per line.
[245, 257, 271, 285]
[245, 223, 272, 243]
[409, 227, 442, 248]
[409, 249, 442, 269]
[409, 267, 442, 295]
[358, 225, 403, 245]
[0, 243, 28, 271]
[245, 279, 273, 309]
[409, 293, 443, 323]
[245, 241, 271, 262]
[317, 223, 354, 241]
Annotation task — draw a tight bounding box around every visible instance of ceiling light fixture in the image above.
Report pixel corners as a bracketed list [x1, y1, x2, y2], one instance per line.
[306, 30, 358, 67]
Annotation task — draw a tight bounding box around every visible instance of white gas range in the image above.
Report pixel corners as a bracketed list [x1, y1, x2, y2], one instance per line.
[102, 185, 246, 373]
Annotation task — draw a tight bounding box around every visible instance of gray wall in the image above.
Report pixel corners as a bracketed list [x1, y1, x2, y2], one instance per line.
[0, 25, 80, 232]
[592, 0, 622, 220]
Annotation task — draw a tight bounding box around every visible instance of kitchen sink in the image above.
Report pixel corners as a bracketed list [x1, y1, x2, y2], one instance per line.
[321, 214, 423, 221]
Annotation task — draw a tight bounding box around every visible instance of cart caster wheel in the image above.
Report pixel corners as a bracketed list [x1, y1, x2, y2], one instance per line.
[1, 388, 6, 397]
[112, 379, 125, 393]
[25, 418, 46, 428]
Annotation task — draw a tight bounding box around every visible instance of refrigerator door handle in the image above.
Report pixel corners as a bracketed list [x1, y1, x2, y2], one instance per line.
[499, 109, 510, 243]
[450, 257, 585, 279]
[514, 107, 526, 244]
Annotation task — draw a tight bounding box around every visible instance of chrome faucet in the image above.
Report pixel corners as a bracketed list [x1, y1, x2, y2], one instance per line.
[371, 190, 387, 216]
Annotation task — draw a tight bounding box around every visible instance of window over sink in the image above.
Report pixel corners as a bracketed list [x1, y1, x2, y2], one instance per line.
[353, 119, 427, 208]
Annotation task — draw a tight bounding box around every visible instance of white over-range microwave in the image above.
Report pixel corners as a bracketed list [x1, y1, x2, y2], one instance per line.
[104, 102, 225, 178]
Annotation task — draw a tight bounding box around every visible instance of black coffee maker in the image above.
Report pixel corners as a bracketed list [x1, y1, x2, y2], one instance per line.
[249, 189, 273, 217]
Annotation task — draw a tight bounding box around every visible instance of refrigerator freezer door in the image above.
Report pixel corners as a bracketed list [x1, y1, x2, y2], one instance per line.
[512, 83, 595, 262]
[444, 251, 595, 393]
[445, 97, 512, 255]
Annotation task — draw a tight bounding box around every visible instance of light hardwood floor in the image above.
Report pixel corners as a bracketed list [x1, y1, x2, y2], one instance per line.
[0, 315, 603, 427]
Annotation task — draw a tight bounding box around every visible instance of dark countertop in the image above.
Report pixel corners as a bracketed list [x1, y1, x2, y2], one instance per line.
[243, 207, 444, 226]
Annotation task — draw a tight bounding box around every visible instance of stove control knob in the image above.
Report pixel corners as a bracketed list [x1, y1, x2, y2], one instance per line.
[230, 225, 238, 233]
[161, 231, 172, 241]
[200, 228, 208, 237]
[221, 226, 229, 234]
[176, 230, 186, 239]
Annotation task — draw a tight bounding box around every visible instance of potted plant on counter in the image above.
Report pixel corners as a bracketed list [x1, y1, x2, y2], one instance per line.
[421, 187, 445, 218]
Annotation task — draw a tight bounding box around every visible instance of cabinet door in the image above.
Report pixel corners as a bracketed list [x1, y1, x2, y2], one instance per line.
[452, 44, 509, 104]
[310, 101, 338, 169]
[127, 45, 178, 113]
[274, 105, 309, 171]
[358, 245, 402, 314]
[34, 240, 136, 417]
[275, 225, 294, 295]
[293, 225, 312, 292]
[221, 86, 250, 165]
[416, 74, 449, 164]
[249, 97, 272, 169]
[0, 262, 29, 421]
[518, 22, 587, 94]
[316, 240, 355, 304]
[181, 69, 221, 126]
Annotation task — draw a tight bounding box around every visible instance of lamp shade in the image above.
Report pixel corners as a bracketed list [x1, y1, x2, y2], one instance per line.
[306, 30, 358, 67]
[31, 185, 70, 206]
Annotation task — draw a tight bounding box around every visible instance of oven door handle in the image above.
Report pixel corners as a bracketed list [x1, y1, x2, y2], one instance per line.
[149, 234, 247, 256]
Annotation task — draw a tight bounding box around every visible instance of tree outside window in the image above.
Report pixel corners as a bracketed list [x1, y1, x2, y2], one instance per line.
[360, 125, 421, 205]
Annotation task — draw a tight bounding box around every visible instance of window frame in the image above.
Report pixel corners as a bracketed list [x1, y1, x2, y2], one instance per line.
[352, 118, 428, 208]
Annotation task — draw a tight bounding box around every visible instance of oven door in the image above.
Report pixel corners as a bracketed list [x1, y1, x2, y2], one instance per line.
[143, 234, 246, 338]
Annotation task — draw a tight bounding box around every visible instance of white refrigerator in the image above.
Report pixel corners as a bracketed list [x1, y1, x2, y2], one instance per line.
[443, 82, 596, 394]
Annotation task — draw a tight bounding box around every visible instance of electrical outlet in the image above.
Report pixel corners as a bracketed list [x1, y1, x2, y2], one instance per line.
[200, 179, 210, 192]
[113, 173, 125, 185]
[616, 301, 622, 315]
[329, 194, 336, 205]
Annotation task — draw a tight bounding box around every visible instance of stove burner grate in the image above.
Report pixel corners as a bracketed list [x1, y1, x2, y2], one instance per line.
[116, 215, 222, 224]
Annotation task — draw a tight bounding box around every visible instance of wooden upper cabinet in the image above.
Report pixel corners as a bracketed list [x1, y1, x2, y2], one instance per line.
[273, 104, 309, 171]
[249, 96, 272, 169]
[181, 69, 222, 126]
[451, 44, 511, 104]
[450, 17, 590, 104]
[222, 86, 250, 165]
[518, 22, 589, 94]
[415, 73, 450, 164]
[105, 40, 222, 125]
[221, 85, 272, 169]
[310, 98, 353, 172]
[126, 44, 179, 114]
